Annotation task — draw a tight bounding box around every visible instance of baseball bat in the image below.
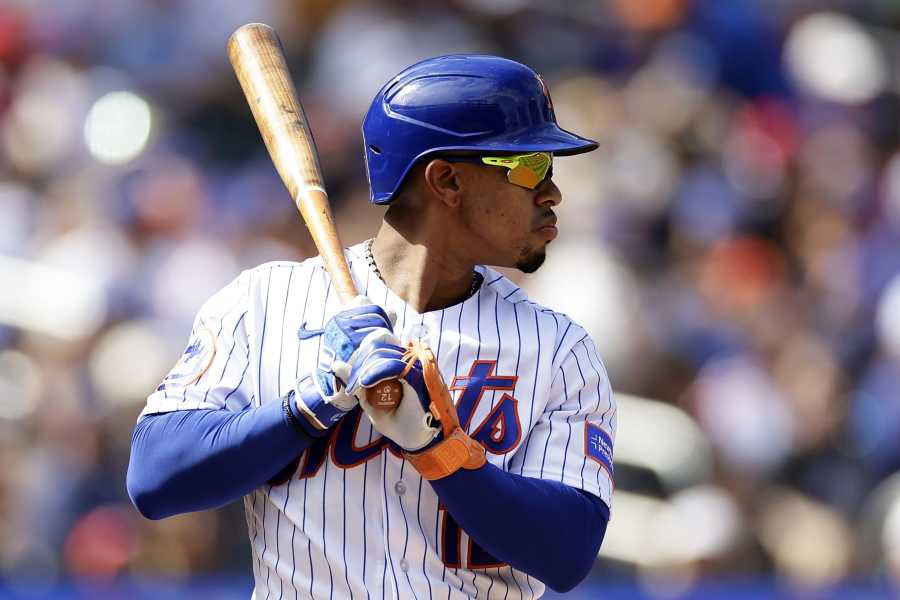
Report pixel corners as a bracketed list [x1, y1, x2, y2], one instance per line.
[228, 23, 401, 412]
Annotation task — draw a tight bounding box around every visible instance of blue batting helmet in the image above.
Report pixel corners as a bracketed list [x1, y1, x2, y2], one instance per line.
[362, 54, 599, 205]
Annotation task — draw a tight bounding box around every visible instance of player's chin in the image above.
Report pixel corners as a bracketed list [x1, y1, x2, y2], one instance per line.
[515, 247, 547, 274]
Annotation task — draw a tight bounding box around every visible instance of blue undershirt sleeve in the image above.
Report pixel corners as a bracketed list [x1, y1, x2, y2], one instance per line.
[126, 398, 315, 520]
[429, 462, 609, 593]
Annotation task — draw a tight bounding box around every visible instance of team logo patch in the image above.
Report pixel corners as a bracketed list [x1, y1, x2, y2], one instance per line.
[157, 327, 217, 390]
[585, 423, 613, 475]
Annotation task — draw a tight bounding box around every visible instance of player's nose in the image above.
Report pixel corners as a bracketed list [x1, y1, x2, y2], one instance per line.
[535, 178, 561, 207]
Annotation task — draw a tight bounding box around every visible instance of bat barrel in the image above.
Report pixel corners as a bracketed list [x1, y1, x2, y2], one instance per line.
[228, 24, 324, 199]
[228, 23, 357, 305]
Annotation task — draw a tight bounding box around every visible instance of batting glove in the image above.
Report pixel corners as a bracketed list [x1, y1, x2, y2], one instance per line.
[344, 337, 441, 452]
[293, 296, 396, 434]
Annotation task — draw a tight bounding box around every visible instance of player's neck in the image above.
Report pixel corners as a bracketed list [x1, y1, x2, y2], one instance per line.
[371, 221, 477, 313]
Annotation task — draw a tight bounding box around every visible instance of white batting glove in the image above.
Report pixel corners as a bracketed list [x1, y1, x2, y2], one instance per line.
[338, 335, 440, 452]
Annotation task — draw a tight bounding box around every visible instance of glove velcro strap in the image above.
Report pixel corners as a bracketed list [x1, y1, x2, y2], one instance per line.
[404, 428, 486, 481]
[295, 375, 345, 432]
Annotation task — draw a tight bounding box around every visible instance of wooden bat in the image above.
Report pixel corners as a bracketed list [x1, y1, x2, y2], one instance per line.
[228, 23, 401, 413]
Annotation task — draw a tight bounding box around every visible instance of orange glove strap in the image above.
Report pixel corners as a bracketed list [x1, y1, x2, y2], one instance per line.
[404, 428, 486, 480]
[400, 341, 487, 480]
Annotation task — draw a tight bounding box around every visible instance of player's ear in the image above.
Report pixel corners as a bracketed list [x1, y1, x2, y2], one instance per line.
[423, 159, 463, 208]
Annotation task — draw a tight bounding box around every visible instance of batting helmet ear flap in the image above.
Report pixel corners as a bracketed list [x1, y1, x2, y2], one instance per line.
[362, 55, 598, 205]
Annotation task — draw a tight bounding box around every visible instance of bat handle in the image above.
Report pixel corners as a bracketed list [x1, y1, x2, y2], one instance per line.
[297, 191, 401, 411]
[328, 263, 402, 411]
[336, 268, 401, 412]
[367, 380, 403, 411]
[334, 293, 401, 410]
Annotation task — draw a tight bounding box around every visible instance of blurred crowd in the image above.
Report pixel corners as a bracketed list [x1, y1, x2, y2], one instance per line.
[2, 0, 900, 596]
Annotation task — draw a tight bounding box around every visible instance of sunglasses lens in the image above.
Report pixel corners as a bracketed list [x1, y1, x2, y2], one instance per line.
[507, 165, 541, 189]
[481, 152, 552, 189]
[519, 153, 551, 181]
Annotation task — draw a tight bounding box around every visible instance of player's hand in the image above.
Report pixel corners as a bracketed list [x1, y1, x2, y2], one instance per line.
[294, 296, 396, 433]
[344, 338, 441, 452]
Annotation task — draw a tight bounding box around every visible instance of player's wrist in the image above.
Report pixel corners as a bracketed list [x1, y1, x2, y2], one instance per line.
[290, 375, 353, 437]
[282, 389, 327, 438]
[403, 428, 486, 480]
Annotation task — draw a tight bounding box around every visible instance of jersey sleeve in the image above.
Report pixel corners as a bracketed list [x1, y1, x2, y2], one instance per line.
[140, 271, 254, 418]
[508, 328, 616, 509]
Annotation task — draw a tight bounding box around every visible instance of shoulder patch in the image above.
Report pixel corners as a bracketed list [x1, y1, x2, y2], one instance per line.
[158, 327, 217, 390]
[585, 423, 614, 475]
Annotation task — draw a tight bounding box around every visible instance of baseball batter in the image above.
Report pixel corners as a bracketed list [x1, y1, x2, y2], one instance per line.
[127, 55, 616, 600]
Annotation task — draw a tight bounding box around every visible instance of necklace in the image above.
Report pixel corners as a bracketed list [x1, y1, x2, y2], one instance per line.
[365, 239, 481, 299]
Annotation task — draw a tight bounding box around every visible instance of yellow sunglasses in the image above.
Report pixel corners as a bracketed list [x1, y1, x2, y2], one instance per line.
[482, 152, 553, 189]
[446, 152, 553, 190]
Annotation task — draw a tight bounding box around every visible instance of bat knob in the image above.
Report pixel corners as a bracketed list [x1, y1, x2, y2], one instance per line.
[368, 380, 402, 411]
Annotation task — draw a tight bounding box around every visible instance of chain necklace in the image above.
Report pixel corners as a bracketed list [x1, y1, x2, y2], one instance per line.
[365, 238, 481, 299]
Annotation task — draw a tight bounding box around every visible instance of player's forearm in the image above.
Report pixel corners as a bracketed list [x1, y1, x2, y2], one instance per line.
[126, 398, 314, 520]
[429, 462, 609, 593]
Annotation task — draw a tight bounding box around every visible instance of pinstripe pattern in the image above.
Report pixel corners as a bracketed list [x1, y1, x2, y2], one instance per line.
[256, 269, 275, 594]
[289, 265, 315, 599]
[270, 266, 294, 600]
[316, 271, 335, 600]
[139, 242, 616, 600]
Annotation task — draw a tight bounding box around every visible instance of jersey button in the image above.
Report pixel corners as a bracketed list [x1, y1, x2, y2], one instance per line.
[394, 481, 407, 495]
[399, 559, 409, 572]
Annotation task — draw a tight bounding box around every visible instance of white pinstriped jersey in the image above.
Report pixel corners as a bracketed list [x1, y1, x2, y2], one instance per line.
[142, 241, 616, 600]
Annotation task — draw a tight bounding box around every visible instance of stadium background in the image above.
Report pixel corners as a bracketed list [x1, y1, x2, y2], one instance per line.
[1, 0, 899, 597]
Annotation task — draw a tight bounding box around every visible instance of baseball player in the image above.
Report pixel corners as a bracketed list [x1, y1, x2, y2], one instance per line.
[127, 55, 616, 599]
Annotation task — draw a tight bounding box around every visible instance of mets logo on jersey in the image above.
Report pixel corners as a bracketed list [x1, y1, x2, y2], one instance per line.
[157, 327, 217, 391]
[448, 360, 521, 453]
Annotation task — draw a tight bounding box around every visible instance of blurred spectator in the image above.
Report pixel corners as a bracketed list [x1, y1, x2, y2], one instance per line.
[1, 0, 899, 596]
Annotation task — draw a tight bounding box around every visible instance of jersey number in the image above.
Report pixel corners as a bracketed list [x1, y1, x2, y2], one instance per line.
[439, 504, 504, 569]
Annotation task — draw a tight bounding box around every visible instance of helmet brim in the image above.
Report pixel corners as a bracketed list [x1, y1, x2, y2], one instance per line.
[473, 123, 599, 156]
